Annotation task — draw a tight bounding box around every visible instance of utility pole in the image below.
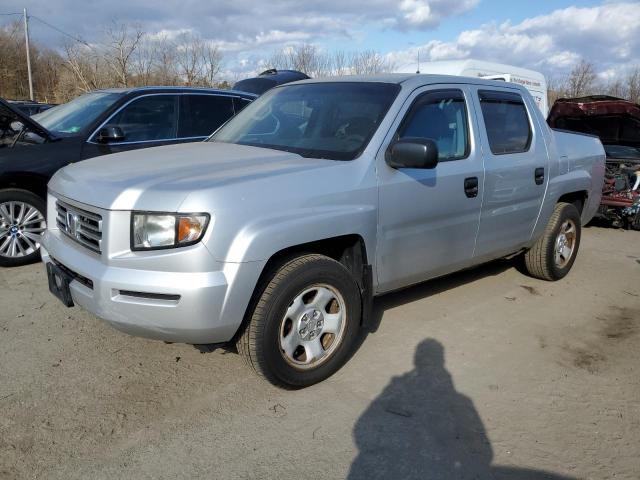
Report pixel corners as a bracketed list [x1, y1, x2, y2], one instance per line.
[23, 8, 34, 101]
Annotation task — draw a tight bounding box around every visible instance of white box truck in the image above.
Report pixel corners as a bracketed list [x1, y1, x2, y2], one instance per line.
[395, 59, 549, 115]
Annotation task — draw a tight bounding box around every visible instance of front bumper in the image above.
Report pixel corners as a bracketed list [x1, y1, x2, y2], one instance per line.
[41, 227, 264, 344]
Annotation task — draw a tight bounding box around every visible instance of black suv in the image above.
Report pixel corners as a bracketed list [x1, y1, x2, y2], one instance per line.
[0, 87, 255, 266]
[233, 69, 310, 95]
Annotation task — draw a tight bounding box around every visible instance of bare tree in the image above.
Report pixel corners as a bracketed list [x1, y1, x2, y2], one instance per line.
[0, 21, 25, 99]
[565, 60, 597, 97]
[626, 67, 640, 104]
[348, 50, 395, 75]
[604, 77, 626, 99]
[332, 50, 348, 75]
[104, 22, 144, 87]
[175, 32, 205, 85]
[267, 45, 395, 78]
[202, 43, 222, 86]
[63, 43, 106, 94]
[153, 35, 179, 85]
[546, 75, 567, 105]
[132, 36, 157, 86]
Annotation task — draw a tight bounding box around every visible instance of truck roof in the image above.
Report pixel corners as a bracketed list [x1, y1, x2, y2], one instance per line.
[287, 73, 528, 92]
[395, 59, 546, 82]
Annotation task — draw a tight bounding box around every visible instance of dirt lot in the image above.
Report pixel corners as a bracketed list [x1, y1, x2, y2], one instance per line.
[1, 225, 638, 480]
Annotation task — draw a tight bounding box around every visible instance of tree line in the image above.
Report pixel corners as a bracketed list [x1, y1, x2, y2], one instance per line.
[548, 60, 640, 105]
[1, 20, 639, 106]
[0, 21, 227, 103]
[0, 21, 398, 104]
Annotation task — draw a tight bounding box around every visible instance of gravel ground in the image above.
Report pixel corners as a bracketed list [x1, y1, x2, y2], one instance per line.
[1, 225, 639, 480]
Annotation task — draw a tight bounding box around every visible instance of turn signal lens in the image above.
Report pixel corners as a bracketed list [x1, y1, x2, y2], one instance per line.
[177, 215, 208, 244]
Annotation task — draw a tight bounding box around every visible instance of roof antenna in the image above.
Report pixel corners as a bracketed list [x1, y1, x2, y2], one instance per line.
[416, 50, 420, 74]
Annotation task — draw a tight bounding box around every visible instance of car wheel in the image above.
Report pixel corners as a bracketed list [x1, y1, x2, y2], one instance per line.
[524, 202, 581, 281]
[0, 189, 47, 268]
[237, 254, 362, 388]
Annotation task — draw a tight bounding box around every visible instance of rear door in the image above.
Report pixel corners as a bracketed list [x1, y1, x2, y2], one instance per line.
[81, 94, 179, 158]
[471, 88, 548, 260]
[376, 86, 484, 292]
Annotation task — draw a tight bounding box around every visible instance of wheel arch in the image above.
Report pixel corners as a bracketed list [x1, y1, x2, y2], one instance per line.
[259, 234, 370, 287]
[533, 169, 595, 240]
[0, 173, 49, 199]
[557, 190, 589, 214]
[232, 234, 373, 344]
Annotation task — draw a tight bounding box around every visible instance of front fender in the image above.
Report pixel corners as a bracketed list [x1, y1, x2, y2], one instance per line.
[213, 204, 378, 264]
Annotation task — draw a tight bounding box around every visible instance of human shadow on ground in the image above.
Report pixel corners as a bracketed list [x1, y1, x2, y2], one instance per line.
[347, 339, 576, 480]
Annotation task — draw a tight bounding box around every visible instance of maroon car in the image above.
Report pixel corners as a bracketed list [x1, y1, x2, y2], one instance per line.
[548, 96, 640, 229]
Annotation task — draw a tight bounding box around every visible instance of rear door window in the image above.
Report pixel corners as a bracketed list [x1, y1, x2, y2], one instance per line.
[178, 95, 235, 138]
[478, 90, 532, 155]
[102, 95, 178, 143]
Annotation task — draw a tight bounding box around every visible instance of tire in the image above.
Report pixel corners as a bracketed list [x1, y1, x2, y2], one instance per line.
[524, 202, 581, 281]
[237, 254, 362, 388]
[0, 189, 47, 268]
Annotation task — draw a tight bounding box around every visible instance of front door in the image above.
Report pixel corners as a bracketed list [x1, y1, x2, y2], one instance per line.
[81, 94, 180, 159]
[376, 86, 484, 293]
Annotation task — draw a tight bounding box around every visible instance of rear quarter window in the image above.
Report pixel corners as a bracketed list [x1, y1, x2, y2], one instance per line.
[179, 95, 235, 138]
[479, 90, 532, 155]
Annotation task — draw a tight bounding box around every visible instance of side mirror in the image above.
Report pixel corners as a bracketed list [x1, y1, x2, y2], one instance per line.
[95, 126, 125, 143]
[386, 138, 439, 169]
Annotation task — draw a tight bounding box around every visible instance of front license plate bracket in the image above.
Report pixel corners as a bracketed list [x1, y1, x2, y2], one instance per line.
[47, 262, 75, 308]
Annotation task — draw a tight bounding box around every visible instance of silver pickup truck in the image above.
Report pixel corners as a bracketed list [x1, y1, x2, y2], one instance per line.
[42, 75, 605, 387]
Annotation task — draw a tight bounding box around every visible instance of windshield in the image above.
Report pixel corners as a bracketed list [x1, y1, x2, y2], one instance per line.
[210, 82, 400, 160]
[604, 144, 640, 160]
[32, 91, 122, 134]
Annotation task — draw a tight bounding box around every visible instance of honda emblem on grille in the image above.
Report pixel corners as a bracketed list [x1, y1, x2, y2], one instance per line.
[66, 211, 79, 237]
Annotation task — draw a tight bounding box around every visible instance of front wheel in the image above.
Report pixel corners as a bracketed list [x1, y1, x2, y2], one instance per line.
[524, 202, 581, 281]
[237, 254, 362, 388]
[0, 189, 47, 268]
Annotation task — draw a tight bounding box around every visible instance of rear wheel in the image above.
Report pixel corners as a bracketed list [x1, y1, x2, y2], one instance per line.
[524, 202, 581, 281]
[237, 254, 362, 388]
[0, 189, 47, 267]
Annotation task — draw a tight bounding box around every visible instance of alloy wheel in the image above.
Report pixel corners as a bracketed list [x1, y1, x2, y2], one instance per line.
[279, 284, 347, 369]
[554, 219, 577, 268]
[0, 201, 46, 258]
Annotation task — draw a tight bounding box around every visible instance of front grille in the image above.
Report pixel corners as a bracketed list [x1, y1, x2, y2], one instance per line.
[56, 200, 103, 254]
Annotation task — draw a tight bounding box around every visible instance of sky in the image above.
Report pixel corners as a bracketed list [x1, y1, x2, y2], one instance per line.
[2, 0, 640, 80]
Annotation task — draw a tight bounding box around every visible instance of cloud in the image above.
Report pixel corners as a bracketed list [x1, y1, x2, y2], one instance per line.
[0, 0, 479, 77]
[399, 0, 479, 28]
[387, 2, 640, 77]
[6, 0, 478, 50]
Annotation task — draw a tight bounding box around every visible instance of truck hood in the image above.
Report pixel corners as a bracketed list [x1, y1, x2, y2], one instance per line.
[49, 142, 335, 211]
[0, 97, 53, 140]
[548, 96, 640, 148]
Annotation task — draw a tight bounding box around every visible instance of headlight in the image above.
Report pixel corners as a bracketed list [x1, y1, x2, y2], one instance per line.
[131, 213, 210, 251]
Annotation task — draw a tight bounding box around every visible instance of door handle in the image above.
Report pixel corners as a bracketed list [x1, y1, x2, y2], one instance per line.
[535, 167, 545, 185]
[464, 177, 479, 198]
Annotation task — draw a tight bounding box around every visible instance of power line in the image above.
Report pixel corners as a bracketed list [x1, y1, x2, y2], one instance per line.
[2, 11, 94, 48]
[29, 14, 93, 48]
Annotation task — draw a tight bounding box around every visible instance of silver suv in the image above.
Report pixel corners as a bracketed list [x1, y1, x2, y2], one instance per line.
[42, 75, 605, 387]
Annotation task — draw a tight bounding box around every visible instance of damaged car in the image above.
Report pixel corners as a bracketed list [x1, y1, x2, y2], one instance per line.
[548, 95, 640, 230]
